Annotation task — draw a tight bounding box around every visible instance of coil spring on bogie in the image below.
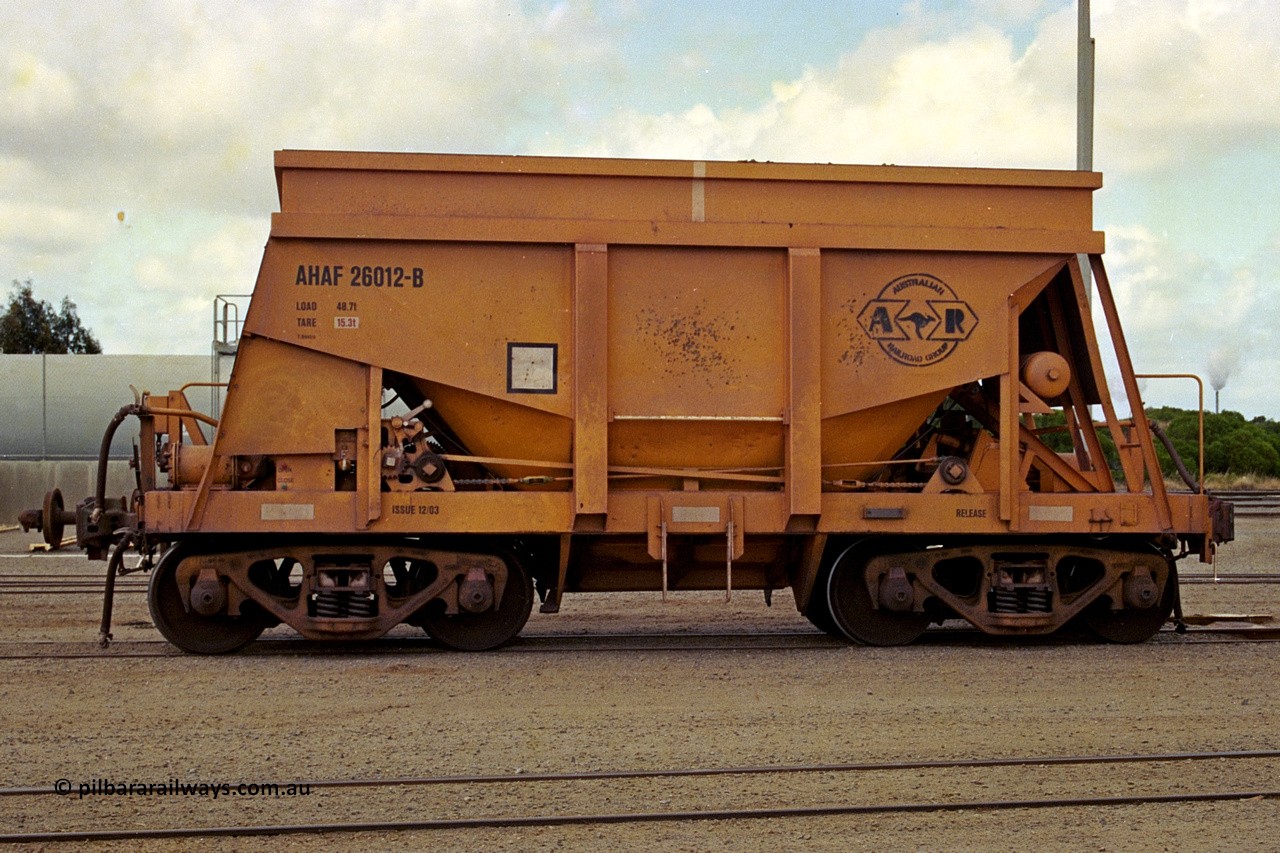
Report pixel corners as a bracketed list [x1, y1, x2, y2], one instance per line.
[990, 586, 1053, 614]
[313, 590, 344, 618]
[991, 588, 1019, 613]
[1024, 587, 1052, 612]
[312, 590, 378, 618]
[347, 593, 376, 618]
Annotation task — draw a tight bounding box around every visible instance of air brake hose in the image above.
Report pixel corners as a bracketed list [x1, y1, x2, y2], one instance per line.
[92, 404, 140, 520]
[97, 530, 135, 648]
[1148, 421, 1201, 494]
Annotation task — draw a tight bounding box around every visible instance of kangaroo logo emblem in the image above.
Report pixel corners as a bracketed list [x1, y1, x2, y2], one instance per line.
[856, 274, 976, 367]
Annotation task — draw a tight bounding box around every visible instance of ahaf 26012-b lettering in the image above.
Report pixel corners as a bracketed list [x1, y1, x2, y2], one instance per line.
[295, 264, 424, 288]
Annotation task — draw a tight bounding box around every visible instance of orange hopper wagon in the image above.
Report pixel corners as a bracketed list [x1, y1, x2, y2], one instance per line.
[21, 151, 1231, 652]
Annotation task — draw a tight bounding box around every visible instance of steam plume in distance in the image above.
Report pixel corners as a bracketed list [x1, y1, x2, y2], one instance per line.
[1207, 347, 1238, 393]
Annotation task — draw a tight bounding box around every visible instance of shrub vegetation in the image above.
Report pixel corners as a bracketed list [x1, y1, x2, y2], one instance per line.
[1035, 407, 1280, 486]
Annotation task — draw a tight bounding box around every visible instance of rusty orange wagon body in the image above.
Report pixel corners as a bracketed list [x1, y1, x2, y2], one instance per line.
[23, 151, 1231, 651]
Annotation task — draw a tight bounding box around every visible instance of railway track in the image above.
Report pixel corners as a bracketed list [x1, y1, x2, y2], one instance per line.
[2, 749, 1277, 844]
[1181, 573, 1280, 584]
[1209, 488, 1280, 516]
[0, 624, 1276, 662]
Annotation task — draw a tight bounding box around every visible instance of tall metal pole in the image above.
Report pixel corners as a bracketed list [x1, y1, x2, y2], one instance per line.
[1078, 0, 1095, 297]
[1077, 0, 1094, 173]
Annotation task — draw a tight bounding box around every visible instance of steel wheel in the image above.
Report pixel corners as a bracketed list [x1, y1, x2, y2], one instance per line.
[803, 554, 845, 639]
[418, 553, 533, 651]
[826, 541, 930, 646]
[1084, 562, 1176, 644]
[42, 489, 65, 549]
[148, 544, 267, 654]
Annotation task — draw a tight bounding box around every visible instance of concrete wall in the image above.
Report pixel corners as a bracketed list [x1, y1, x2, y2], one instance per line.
[0, 353, 250, 527]
[0, 354, 214, 460]
[1, 354, 214, 528]
[1, 461, 134, 530]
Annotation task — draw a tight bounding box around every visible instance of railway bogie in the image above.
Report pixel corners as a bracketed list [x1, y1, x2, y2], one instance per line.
[18, 150, 1231, 651]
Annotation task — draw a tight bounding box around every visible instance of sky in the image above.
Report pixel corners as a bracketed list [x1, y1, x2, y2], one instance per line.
[2, 0, 1278, 416]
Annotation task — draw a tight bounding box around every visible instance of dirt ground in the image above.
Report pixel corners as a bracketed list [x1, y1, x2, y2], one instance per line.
[1, 519, 1278, 851]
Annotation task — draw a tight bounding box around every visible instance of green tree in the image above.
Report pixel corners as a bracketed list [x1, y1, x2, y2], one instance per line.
[0, 279, 102, 354]
[1032, 410, 1122, 478]
[1152, 409, 1205, 478]
[1148, 407, 1280, 478]
[1218, 423, 1280, 476]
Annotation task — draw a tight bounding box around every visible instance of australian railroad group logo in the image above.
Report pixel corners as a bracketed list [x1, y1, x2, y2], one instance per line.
[856, 274, 977, 367]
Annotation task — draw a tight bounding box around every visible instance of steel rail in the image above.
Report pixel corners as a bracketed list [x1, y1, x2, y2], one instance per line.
[7, 747, 1278, 798]
[1180, 573, 1280, 584]
[0, 582, 147, 586]
[0, 630, 820, 646]
[0, 580, 133, 584]
[0, 574, 140, 578]
[1, 625, 1278, 661]
[0, 590, 146, 596]
[0, 583, 147, 588]
[1, 789, 1277, 843]
[0, 637, 790, 655]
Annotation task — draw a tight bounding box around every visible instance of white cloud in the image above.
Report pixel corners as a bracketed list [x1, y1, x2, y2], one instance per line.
[559, 21, 1077, 168]
[553, 0, 1280, 177]
[0, 200, 108, 256]
[972, 0, 1057, 24]
[2, 0, 611, 214]
[75, 215, 268, 354]
[1094, 0, 1280, 173]
[1, 53, 79, 126]
[1099, 223, 1279, 414]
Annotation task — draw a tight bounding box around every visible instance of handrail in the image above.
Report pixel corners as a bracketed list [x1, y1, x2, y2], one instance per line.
[144, 406, 220, 429]
[1135, 373, 1205, 492]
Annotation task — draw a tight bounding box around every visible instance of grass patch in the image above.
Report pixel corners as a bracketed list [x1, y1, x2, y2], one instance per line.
[1202, 473, 1280, 491]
